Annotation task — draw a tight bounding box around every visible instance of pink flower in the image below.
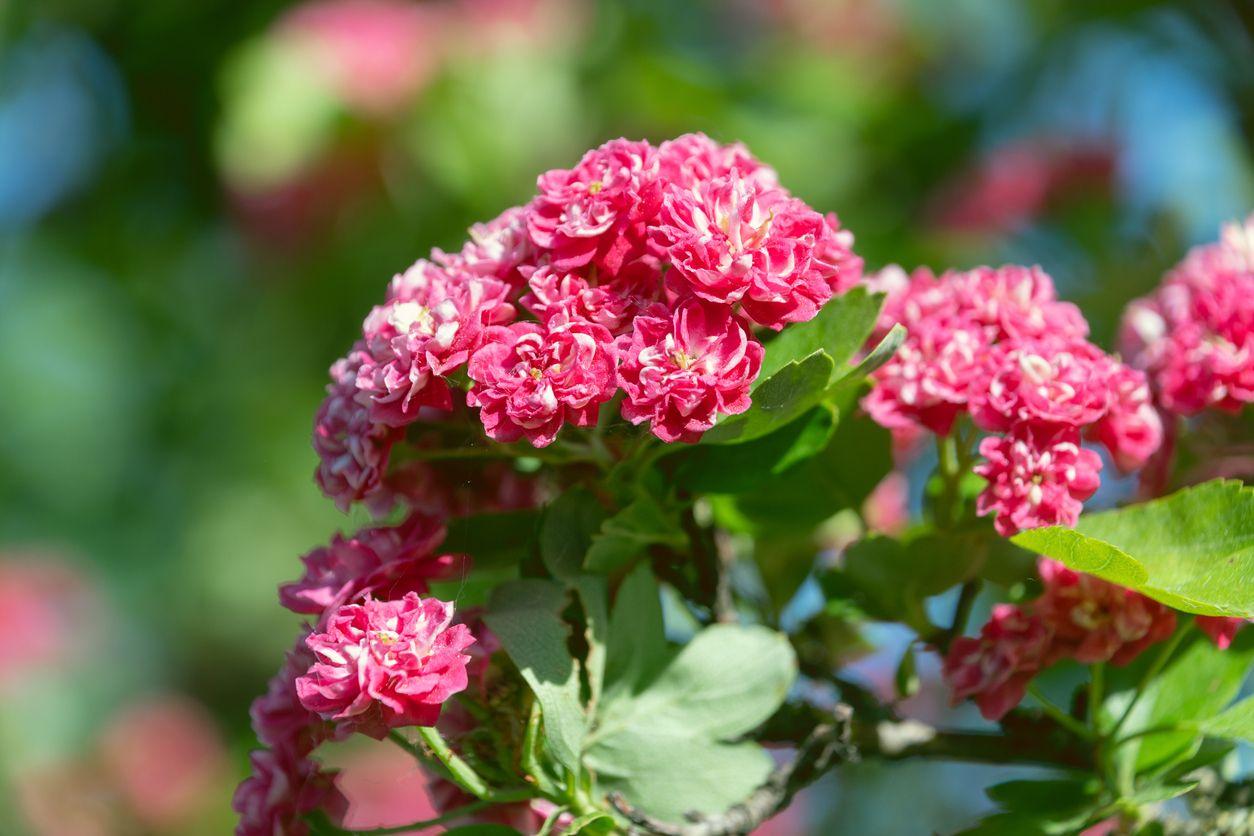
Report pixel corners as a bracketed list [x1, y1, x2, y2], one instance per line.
[279, 512, 459, 615]
[313, 346, 401, 513]
[251, 635, 329, 756]
[972, 336, 1113, 432]
[1087, 364, 1163, 472]
[655, 173, 861, 328]
[295, 593, 474, 738]
[1035, 559, 1177, 666]
[1196, 616, 1246, 651]
[656, 131, 779, 191]
[437, 206, 534, 287]
[356, 259, 514, 426]
[618, 300, 764, 443]
[1121, 215, 1254, 416]
[942, 604, 1050, 721]
[974, 426, 1102, 537]
[863, 319, 988, 435]
[862, 265, 1088, 437]
[528, 138, 662, 273]
[233, 748, 346, 836]
[467, 319, 618, 447]
[520, 260, 662, 335]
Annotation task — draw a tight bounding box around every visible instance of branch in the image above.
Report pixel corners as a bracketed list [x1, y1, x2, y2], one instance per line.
[608, 705, 856, 836]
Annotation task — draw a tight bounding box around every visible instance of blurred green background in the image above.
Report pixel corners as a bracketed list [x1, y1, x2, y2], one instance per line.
[0, 0, 1250, 833]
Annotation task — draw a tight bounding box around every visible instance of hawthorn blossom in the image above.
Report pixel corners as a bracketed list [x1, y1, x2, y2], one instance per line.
[279, 512, 459, 615]
[972, 336, 1113, 433]
[1087, 364, 1163, 472]
[356, 259, 514, 426]
[656, 131, 779, 191]
[467, 319, 618, 447]
[520, 260, 662, 335]
[313, 346, 401, 512]
[528, 138, 662, 273]
[655, 173, 861, 328]
[233, 748, 345, 836]
[863, 265, 1087, 437]
[296, 593, 474, 738]
[437, 205, 533, 287]
[862, 319, 987, 436]
[1120, 215, 1254, 416]
[974, 425, 1102, 537]
[1035, 559, 1176, 666]
[618, 300, 764, 443]
[942, 604, 1050, 721]
[1196, 616, 1246, 651]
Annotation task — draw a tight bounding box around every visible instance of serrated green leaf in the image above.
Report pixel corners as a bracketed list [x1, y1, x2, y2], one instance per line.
[702, 351, 835, 445]
[673, 405, 837, 494]
[1013, 480, 1254, 618]
[984, 778, 1097, 813]
[819, 532, 989, 633]
[441, 826, 525, 836]
[603, 564, 671, 701]
[484, 580, 586, 772]
[583, 493, 685, 575]
[826, 323, 906, 401]
[1195, 694, 1254, 744]
[587, 621, 797, 823]
[1119, 631, 1254, 773]
[541, 489, 607, 581]
[757, 287, 884, 382]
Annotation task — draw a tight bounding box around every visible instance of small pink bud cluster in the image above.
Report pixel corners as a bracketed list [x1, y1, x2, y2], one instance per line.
[312, 134, 863, 511]
[1120, 215, 1254, 417]
[235, 512, 473, 834]
[943, 559, 1177, 720]
[863, 265, 1162, 536]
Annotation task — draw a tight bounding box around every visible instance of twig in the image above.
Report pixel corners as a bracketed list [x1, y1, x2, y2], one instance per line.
[609, 705, 856, 836]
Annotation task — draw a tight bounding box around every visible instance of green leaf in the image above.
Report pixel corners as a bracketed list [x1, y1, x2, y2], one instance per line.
[563, 811, 615, 834]
[732, 410, 891, 528]
[1195, 695, 1254, 744]
[757, 287, 883, 383]
[984, 778, 1097, 814]
[444, 509, 541, 567]
[1013, 480, 1254, 617]
[826, 323, 906, 401]
[441, 827, 525, 836]
[484, 580, 586, 772]
[1121, 631, 1254, 772]
[673, 405, 837, 494]
[583, 493, 686, 575]
[894, 643, 919, 699]
[603, 564, 671, 701]
[587, 622, 797, 823]
[574, 575, 609, 715]
[819, 532, 988, 633]
[701, 351, 835, 445]
[541, 489, 607, 581]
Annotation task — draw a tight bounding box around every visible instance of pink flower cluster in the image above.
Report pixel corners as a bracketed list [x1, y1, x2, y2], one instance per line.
[863, 264, 1162, 536]
[312, 134, 862, 510]
[237, 513, 472, 832]
[944, 559, 1177, 721]
[1120, 215, 1254, 417]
